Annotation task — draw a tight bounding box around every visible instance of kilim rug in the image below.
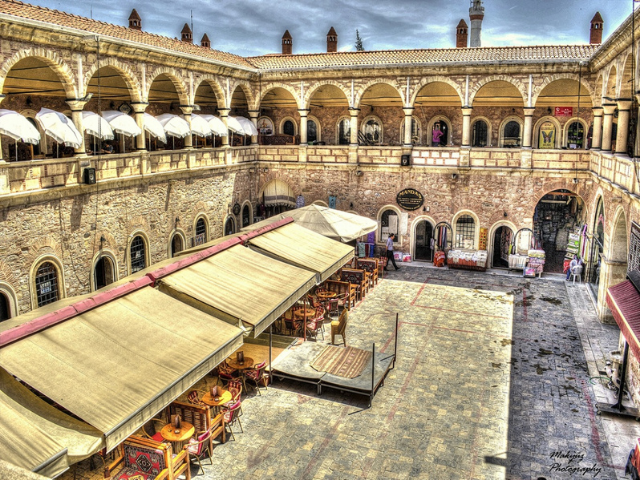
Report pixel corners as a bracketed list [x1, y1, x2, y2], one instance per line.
[310, 345, 372, 379]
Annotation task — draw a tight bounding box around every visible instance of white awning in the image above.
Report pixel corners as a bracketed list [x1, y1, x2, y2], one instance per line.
[226, 116, 244, 135]
[101, 110, 142, 137]
[35, 108, 83, 148]
[0, 110, 41, 144]
[0, 288, 243, 452]
[81, 111, 114, 140]
[233, 116, 258, 136]
[199, 115, 228, 136]
[143, 113, 167, 143]
[156, 113, 191, 138]
[190, 114, 213, 137]
[263, 179, 296, 208]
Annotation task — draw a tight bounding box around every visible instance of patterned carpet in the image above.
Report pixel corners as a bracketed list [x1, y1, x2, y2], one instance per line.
[310, 345, 372, 378]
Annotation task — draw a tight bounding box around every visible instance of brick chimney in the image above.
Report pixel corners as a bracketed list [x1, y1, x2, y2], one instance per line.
[456, 19, 468, 48]
[590, 12, 603, 45]
[282, 30, 292, 55]
[128, 9, 141, 30]
[327, 27, 337, 53]
[181, 23, 193, 43]
[201, 34, 210, 48]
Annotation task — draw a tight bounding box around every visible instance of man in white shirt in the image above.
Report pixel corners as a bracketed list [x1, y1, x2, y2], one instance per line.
[566, 255, 582, 281]
[385, 233, 400, 271]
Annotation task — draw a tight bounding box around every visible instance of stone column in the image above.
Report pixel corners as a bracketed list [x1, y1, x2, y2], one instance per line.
[635, 95, 640, 158]
[298, 109, 309, 145]
[0, 95, 5, 160]
[218, 108, 230, 147]
[615, 99, 632, 156]
[66, 99, 88, 155]
[131, 102, 148, 151]
[601, 103, 616, 152]
[349, 108, 359, 146]
[522, 107, 535, 148]
[461, 107, 473, 147]
[402, 107, 414, 147]
[248, 110, 259, 146]
[180, 106, 193, 149]
[591, 107, 603, 150]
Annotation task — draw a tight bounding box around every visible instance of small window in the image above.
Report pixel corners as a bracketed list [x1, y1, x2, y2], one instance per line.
[363, 118, 381, 144]
[455, 215, 476, 249]
[338, 118, 350, 145]
[195, 218, 207, 245]
[380, 209, 398, 242]
[472, 120, 488, 147]
[283, 120, 295, 136]
[130, 235, 146, 273]
[308, 120, 318, 143]
[0, 292, 10, 321]
[242, 205, 251, 227]
[35, 262, 59, 307]
[171, 234, 183, 258]
[225, 217, 235, 236]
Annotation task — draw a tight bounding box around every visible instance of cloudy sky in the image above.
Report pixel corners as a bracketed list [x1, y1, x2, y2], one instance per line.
[30, 0, 633, 57]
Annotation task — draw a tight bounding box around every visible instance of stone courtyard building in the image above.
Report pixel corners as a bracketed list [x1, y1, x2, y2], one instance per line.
[0, 0, 639, 408]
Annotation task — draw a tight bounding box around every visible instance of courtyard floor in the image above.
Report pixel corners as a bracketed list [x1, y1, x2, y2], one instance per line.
[66, 264, 639, 480]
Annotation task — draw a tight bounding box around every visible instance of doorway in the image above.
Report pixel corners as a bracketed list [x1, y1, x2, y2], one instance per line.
[94, 256, 115, 291]
[414, 220, 434, 261]
[492, 226, 512, 268]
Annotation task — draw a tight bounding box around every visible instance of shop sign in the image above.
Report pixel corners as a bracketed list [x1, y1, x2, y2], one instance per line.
[554, 107, 573, 117]
[630, 221, 640, 273]
[396, 188, 424, 211]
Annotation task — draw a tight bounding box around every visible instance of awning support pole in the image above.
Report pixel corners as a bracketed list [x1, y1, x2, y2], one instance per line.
[369, 342, 375, 408]
[596, 340, 640, 418]
[269, 324, 273, 386]
[392, 312, 399, 369]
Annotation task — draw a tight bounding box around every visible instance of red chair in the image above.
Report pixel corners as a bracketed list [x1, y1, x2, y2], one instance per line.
[223, 401, 243, 441]
[224, 379, 243, 417]
[185, 428, 213, 475]
[244, 361, 268, 395]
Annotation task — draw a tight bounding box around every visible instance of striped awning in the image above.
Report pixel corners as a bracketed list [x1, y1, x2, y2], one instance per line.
[263, 179, 296, 208]
[606, 278, 640, 360]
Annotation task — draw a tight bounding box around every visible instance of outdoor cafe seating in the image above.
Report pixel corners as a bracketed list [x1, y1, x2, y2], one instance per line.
[340, 268, 368, 302]
[322, 280, 356, 310]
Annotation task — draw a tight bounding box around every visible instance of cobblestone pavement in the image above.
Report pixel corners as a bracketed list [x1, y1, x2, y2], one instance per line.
[66, 266, 626, 480]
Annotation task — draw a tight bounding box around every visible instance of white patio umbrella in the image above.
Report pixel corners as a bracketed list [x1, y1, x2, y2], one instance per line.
[190, 114, 213, 137]
[234, 116, 258, 136]
[101, 110, 142, 137]
[142, 113, 167, 144]
[82, 111, 114, 155]
[35, 108, 83, 149]
[156, 113, 191, 149]
[226, 116, 244, 135]
[0, 109, 41, 160]
[200, 115, 228, 136]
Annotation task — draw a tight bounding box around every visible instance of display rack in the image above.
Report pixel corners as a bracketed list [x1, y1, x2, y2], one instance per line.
[446, 249, 488, 272]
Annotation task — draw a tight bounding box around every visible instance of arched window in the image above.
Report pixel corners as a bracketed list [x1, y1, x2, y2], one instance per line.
[225, 217, 236, 236]
[380, 209, 398, 242]
[400, 118, 422, 145]
[0, 292, 10, 321]
[195, 217, 207, 245]
[338, 118, 350, 145]
[130, 235, 146, 273]
[94, 256, 115, 291]
[455, 215, 476, 249]
[242, 205, 251, 227]
[431, 121, 448, 146]
[567, 121, 585, 149]
[170, 234, 183, 258]
[35, 262, 59, 307]
[308, 120, 318, 143]
[503, 121, 521, 147]
[362, 117, 382, 144]
[472, 120, 488, 147]
[283, 120, 295, 136]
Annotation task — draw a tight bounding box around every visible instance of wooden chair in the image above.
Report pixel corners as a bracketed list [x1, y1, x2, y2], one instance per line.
[187, 390, 205, 406]
[140, 417, 166, 443]
[185, 428, 213, 475]
[357, 258, 379, 288]
[244, 361, 268, 395]
[323, 280, 356, 310]
[331, 308, 348, 346]
[104, 435, 190, 480]
[340, 268, 368, 302]
[222, 401, 243, 441]
[170, 401, 225, 453]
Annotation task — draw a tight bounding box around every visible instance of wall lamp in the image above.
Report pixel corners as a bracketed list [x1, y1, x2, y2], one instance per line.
[263, 167, 269, 173]
[451, 173, 458, 180]
[355, 170, 363, 176]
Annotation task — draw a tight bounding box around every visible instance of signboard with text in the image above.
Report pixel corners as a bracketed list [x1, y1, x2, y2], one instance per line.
[396, 188, 424, 211]
[554, 107, 573, 117]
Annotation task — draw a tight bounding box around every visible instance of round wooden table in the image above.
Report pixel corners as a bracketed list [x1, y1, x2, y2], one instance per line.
[293, 307, 316, 320]
[202, 390, 233, 413]
[160, 421, 194, 451]
[317, 291, 337, 300]
[227, 357, 254, 371]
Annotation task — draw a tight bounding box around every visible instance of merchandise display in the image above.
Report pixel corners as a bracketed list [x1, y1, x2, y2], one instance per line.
[447, 249, 488, 271]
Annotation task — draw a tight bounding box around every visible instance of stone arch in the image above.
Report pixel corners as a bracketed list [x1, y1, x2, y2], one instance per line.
[0, 49, 77, 97]
[529, 185, 587, 220]
[498, 115, 524, 148]
[487, 220, 518, 267]
[228, 81, 255, 110]
[426, 115, 454, 146]
[469, 75, 526, 106]
[240, 200, 253, 228]
[376, 204, 402, 243]
[29, 254, 66, 309]
[531, 73, 595, 108]
[279, 116, 298, 135]
[256, 83, 301, 110]
[146, 67, 189, 104]
[0, 260, 19, 318]
[304, 80, 350, 109]
[617, 51, 634, 98]
[126, 215, 150, 235]
[82, 57, 142, 102]
[193, 76, 226, 109]
[167, 228, 187, 258]
[410, 214, 436, 260]
[354, 79, 403, 109]
[92, 231, 117, 253]
[470, 115, 493, 147]
[608, 206, 628, 264]
[604, 65, 617, 100]
[562, 117, 590, 149]
[410, 76, 464, 107]
[193, 211, 210, 244]
[452, 209, 481, 249]
[25, 238, 63, 268]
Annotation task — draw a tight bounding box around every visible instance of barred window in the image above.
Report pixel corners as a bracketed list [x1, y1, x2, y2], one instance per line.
[171, 234, 183, 258]
[35, 262, 59, 307]
[455, 215, 476, 249]
[195, 218, 207, 245]
[380, 209, 398, 241]
[130, 236, 146, 273]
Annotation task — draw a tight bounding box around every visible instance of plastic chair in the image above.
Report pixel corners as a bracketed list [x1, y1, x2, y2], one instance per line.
[244, 361, 268, 395]
[185, 428, 213, 475]
[223, 401, 243, 441]
[570, 265, 583, 284]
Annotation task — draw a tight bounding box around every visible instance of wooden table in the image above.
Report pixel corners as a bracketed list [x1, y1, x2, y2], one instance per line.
[202, 390, 233, 413]
[293, 307, 315, 320]
[160, 421, 194, 451]
[317, 291, 337, 301]
[227, 357, 254, 371]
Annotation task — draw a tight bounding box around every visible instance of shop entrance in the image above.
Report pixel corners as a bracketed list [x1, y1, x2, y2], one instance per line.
[492, 226, 512, 268]
[533, 189, 586, 273]
[414, 220, 434, 261]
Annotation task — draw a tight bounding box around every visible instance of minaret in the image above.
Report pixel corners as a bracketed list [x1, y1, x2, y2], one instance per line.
[181, 23, 193, 43]
[282, 30, 292, 55]
[590, 12, 603, 45]
[327, 27, 338, 53]
[469, 0, 484, 48]
[456, 19, 468, 48]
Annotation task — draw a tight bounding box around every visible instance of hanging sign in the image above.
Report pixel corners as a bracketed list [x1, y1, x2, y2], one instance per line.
[539, 121, 555, 149]
[396, 188, 424, 211]
[554, 107, 573, 117]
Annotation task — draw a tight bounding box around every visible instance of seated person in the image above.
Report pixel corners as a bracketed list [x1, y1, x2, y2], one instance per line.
[102, 142, 114, 154]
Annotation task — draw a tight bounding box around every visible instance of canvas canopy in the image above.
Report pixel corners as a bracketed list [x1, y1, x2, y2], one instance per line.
[0, 287, 243, 452]
[262, 179, 296, 208]
[158, 244, 316, 337]
[0, 369, 104, 478]
[247, 222, 354, 282]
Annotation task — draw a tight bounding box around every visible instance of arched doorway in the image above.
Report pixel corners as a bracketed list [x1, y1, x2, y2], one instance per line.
[94, 256, 115, 291]
[170, 234, 183, 257]
[0, 292, 10, 321]
[225, 217, 236, 235]
[588, 198, 605, 299]
[414, 219, 434, 261]
[492, 226, 513, 268]
[242, 205, 251, 227]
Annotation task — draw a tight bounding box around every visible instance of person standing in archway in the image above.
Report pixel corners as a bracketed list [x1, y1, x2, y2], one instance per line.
[432, 123, 444, 146]
[385, 233, 400, 271]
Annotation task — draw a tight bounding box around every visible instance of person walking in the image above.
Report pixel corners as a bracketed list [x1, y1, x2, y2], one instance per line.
[385, 233, 400, 271]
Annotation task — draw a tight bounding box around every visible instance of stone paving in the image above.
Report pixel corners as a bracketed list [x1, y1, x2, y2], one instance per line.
[64, 265, 633, 480]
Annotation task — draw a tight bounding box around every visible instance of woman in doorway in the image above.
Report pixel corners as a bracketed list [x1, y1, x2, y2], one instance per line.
[432, 123, 444, 147]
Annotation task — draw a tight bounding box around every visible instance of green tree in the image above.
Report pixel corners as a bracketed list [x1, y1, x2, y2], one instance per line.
[355, 30, 364, 51]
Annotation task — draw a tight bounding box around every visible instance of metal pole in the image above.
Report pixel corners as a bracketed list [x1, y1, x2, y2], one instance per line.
[393, 313, 399, 369]
[370, 342, 376, 408]
[303, 295, 308, 341]
[269, 324, 273, 386]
